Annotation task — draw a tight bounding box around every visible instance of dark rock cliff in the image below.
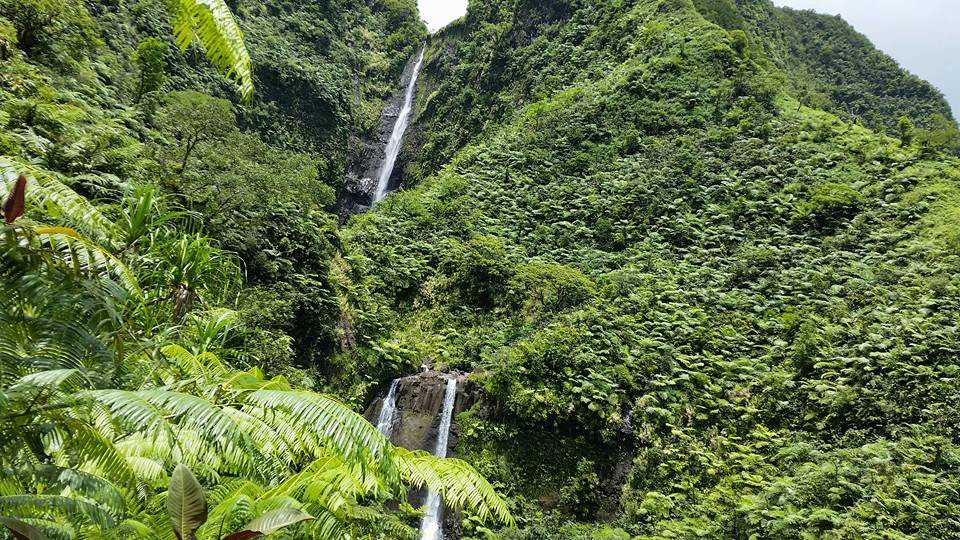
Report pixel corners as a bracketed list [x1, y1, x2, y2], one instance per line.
[365, 371, 480, 455]
[338, 51, 426, 221]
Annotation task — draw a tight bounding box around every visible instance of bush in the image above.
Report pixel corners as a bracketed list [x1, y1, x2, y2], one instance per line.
[795, 182, 863, 223]
[440, 235, 515, 309]
[511, 262, 596, 314]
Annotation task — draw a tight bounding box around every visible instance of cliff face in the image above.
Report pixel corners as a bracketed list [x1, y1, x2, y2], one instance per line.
[339, 50, 426, 220]
[365, 372, 480, 454]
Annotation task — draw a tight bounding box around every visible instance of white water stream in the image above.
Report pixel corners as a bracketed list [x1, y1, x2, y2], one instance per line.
[419, 377, 457, 540]
[374, 48, 426, 202]
[375, 379, 401, 437]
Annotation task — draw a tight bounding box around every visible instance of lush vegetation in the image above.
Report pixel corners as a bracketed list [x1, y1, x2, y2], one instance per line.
[707, 0, 956, 134]
[4, 0, 960, 538]
[0, 0, 511, 538]
[334, 0, 960, 538]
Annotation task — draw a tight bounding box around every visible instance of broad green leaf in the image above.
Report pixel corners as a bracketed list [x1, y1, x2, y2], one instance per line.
[0, 517, 48, 540]
[168, 465, 208, 540]
[221, 508, 315, 540]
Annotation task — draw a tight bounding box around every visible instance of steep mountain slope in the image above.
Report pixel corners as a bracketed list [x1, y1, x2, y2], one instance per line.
[339, 0, 960, 537]
[720, 0, 955, 132]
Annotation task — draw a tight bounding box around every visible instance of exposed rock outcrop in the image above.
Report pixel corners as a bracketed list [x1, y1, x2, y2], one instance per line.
[365, 371, 479, 455]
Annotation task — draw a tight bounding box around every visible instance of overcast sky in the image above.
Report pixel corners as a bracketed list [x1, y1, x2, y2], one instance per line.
[417, 0, 959, 115]
[417, 0, 467, 32]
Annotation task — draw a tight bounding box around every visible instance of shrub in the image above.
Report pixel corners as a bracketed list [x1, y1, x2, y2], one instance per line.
[795, 182, 863, 223]
[511, 262, 596, 314]
[441, 235, 515, 309]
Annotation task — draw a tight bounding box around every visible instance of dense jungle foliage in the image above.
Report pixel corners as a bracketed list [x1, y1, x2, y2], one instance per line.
[339, 0, 960, 538]
[3, 0, 960, 538]
[0, 0, 512, 538]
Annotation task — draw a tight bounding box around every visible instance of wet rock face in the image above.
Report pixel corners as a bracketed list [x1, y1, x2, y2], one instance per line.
[365, 372, 480, 455]
[337, 52, 424, 223]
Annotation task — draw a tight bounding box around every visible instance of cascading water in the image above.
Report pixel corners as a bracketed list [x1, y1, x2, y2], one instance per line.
[419, 377, 457, 540]
[376, 379, 401, 437]
[374, 48, 426, 203]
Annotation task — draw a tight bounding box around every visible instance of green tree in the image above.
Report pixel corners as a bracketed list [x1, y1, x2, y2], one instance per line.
[160, 91, 237, 176]
[897, 114, 915, 146]
[441, 236, 515, 309]
[915, 113, 960, 154]
[132, 37, 168, 103]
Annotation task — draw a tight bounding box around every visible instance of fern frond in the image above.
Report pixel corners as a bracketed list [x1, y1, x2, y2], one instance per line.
[0, 494, 116, 528]
[171, 0, 254, 103]
[8, 464, 126, 514]
[243, 390, 394, 475]
[1, 159, 121, 247]
[28, 230, 141, 297]
[350, 505, 418, 540]
[394, 449, 514, 526]
[56, 422, 138, 489]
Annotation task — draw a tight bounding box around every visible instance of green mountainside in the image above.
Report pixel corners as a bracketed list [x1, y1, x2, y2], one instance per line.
[723, 0, 955, 132]
[339, 0, 960, 538]
[2, 0, 960, 538]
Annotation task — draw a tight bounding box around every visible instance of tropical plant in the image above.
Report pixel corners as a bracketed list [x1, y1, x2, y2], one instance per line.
[149, 233, 238, 322]
[116, 185, 193, 251]
[132, 38, 169, 103]
[169, 0, 254, 103]
[166, 464, 315, 540]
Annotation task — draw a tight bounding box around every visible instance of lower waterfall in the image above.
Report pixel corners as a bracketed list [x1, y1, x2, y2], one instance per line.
[376, 379, 400, 437]
[420, 377, 458, 540]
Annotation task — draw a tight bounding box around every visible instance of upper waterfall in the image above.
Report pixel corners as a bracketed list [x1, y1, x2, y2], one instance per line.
[374, 48, 426, 203]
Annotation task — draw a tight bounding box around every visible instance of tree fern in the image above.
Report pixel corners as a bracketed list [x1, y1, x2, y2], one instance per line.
[170, 0, 254, 104]
[394, 448, 515, 526]
[28, 228, 141, 297]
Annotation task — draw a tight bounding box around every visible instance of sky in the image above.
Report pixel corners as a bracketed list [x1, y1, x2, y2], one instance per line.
[416, 0, 959, 115]
[417, 0, 467, 32]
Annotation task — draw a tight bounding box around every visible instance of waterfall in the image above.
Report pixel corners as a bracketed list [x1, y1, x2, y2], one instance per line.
[419, 377, 457, 540]
[374, 48, 426, 203]
[376, 379, 401, 437]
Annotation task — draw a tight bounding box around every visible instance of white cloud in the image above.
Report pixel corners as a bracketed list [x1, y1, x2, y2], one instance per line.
[418, 0, 468, 32]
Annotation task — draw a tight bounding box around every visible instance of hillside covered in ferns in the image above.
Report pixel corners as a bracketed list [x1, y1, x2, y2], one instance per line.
[2, 0, 960, 539]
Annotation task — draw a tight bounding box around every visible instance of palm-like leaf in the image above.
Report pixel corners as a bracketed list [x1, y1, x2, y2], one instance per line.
[394, 448, 514, 526]
[28, 228, 141, 297]
[1, 159, 121, 248]
[0, 516, 49, 540]
[170, 0, 254, 103]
